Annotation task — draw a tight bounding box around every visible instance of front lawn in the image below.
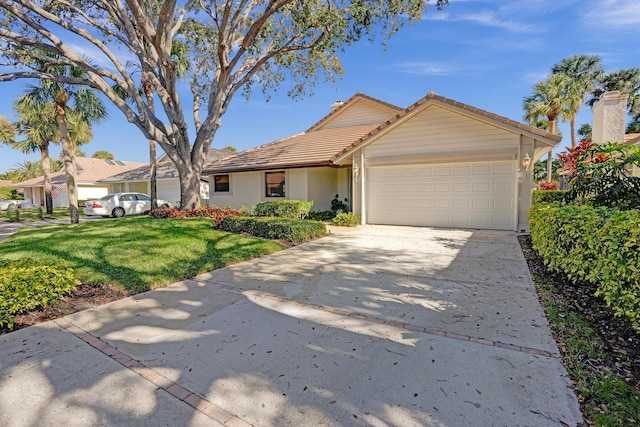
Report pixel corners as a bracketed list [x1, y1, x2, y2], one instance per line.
[1, 216, 285, 293]
[4, 206, 87, 222]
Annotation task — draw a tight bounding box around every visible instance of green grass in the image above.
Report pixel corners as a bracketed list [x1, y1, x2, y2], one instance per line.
[534, 275, 640, 426]
[4, 207, 87, 222]
[0, 216, 285, 293]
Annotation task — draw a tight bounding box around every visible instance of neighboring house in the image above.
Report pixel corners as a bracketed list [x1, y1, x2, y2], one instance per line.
[0, 179, 13, 188]
[203, 92, 561, 231]
[16, 157, 146, 207]
[98, 148, 232, 206]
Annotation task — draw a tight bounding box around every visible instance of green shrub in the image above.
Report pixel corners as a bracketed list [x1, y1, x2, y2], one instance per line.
[253, 200, 314, 219]
[216, 216, 326, 242]
[306, 210, 336, 221]
[6, 208, 20, 222]
[565, 142, 640, 210]
[331, 194, 349, 213]
[532, 190, 567, 205]
[149, 206, 241, 225]
[529, 203, 640, 331]
[0, 258, 79, 329]
[332, 212, 360, 227]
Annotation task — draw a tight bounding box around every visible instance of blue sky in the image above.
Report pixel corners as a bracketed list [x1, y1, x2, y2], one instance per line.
[1, 0, 639, 173]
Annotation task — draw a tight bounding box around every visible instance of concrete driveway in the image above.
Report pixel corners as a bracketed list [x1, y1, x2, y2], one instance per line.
[0, 225, 582, 426]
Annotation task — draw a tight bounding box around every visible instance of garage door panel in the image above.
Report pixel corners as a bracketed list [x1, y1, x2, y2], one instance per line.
[367, 161, 516, 230]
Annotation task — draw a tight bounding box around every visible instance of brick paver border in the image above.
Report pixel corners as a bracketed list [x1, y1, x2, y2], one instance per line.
[52, 275, 559, 427]
[196, 278, 560, 360]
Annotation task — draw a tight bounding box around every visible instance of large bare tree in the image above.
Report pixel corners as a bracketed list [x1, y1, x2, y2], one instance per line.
[0, 0, 448, 208]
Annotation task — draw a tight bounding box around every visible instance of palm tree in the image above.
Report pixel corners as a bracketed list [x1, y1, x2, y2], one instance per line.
[12, 97, 58, 213]
[578, 123, 592, 141]
[0, 116, 15, 143]
[25, 69, 107, 223]
[523, 73, 572, 181]
[9, 161, 42, 182]
[588, 68, 640, 120]
[92, 150, 115, 160]
[552, 55, 603, 149]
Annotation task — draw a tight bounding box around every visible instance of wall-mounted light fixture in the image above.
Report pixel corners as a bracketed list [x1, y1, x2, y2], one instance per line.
[522, 153, 532, 171]
[353, 162, 360, 179]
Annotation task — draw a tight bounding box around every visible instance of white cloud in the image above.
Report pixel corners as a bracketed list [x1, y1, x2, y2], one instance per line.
[424, 9, 541, 33]
[582, 0, 640, 27]
[394, 62, 454, 76]
[522, 71, 550, 85]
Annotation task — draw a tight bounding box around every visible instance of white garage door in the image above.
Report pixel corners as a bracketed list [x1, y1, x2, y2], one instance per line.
[366, 161, 517, 230]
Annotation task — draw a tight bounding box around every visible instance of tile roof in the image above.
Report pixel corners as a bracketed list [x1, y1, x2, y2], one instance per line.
[204, 92, 564, 174]
[16, 157, 146, 188]
[0, 179, 13, 187]
[332, 92, 562, 163]
[203, 124, 381, 174]
[624, 133, 640, 145]
[100, 148, 232, 183]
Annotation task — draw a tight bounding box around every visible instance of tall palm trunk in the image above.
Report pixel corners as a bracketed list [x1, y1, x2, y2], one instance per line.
[55, 94, 79, 223]
[547, 118, 557, 182]
[39, 143, 53, 214]
[570, 118, 577, 149]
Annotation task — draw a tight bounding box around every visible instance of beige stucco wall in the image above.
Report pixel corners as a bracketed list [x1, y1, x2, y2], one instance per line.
[517, 136, 536, 232]
[208, 167, 341, 212]
[592, 91, 628, 144]
[307, 167, 339, 211]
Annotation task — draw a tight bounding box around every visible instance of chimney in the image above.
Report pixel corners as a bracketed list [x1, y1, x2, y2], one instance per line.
[330, 100, 344, 111]
[592, 91, 628, 144]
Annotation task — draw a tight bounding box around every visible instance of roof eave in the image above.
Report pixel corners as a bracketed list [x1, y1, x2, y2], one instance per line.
[203, 161, 336, 175]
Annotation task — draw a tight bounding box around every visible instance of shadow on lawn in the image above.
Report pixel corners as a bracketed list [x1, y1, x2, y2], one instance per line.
[0, 217, 284, 293]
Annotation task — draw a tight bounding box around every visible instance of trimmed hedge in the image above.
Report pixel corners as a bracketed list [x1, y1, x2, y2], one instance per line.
[531, 190, 567, 205]
[149, 206, 241, 225]
[332, 212, 360, 227]
[1, 258, 79, 329]
[529, 202, 640, 331]
[253, 200, 314, 219]
[215, 216, 326, 243]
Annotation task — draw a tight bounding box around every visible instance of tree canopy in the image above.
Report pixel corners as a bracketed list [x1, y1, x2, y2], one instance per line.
[0, 0, 449, 208]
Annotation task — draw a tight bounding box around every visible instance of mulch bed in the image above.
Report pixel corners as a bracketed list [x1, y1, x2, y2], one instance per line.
[2, 283, 129, 334]
[518, 235, 640, 388]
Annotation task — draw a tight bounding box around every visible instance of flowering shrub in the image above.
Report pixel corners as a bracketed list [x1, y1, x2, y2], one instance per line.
[539, 181, 559, 191]
[149, 206, 241, 225]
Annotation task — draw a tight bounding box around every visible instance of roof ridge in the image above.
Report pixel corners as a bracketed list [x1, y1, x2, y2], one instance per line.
[305, 93, 403, 132]
[331, 91, 562, 163]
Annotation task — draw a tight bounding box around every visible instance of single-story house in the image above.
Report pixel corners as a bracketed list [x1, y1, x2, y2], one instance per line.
[98, 148, 232, 206]
[16, 157, 146, 207]
[203, 92, 561, 231]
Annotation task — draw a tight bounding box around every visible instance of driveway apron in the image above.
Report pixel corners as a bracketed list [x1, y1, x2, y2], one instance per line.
[0, 225, 583, 426]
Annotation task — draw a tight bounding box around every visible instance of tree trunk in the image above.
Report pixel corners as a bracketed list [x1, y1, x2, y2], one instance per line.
[149, 139, 157, 209]
[570, 118, 577, 149]
[143, 73, 158, 209]
[40, 143, 53, 214]
[175, 161, 201, 209]
[56, 98, 79, 224]
[547, 118, 557, 182]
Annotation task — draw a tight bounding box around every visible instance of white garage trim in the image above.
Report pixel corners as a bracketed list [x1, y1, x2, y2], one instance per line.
[366, 161, 517, 230]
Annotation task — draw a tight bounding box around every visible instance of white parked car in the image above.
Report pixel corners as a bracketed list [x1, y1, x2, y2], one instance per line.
[0, 199, 22, 210]
[83, 193, 172, 218]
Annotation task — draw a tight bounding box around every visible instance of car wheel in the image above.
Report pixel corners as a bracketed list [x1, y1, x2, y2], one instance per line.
[7, 203, 17, 211]
[160, 203, 170, 210]
[112, 207, 125, 218]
